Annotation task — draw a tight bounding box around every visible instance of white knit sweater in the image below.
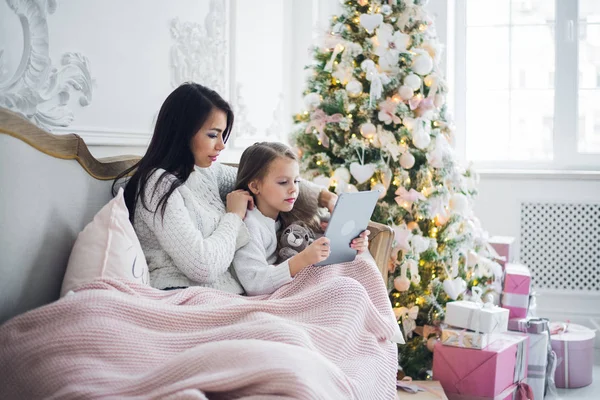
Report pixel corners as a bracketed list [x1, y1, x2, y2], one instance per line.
[232, 208, 293, 296]
[134, 163, 249, 293]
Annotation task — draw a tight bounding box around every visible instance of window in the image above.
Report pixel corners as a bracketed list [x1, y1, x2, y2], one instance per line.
[455, 0, 600, 170]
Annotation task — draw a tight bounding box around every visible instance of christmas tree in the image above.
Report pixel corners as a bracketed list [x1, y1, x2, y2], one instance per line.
[292, 0, 503, 379]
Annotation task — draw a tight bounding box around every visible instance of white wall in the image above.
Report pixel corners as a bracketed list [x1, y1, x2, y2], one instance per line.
[0, 0, 308, 160]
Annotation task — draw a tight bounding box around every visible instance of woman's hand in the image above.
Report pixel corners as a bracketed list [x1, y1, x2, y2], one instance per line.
[319, 189, 338, 213]
[351, 230, 370, 255]
[226, 189, 254, 220]
[289, 237, 330, 276]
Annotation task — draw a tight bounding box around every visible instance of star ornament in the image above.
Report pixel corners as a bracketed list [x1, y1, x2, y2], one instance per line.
[392, 223, 412, 252]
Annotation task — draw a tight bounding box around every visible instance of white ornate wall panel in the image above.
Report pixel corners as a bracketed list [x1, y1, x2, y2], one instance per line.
[0, 0, 320, 159]
[0, 0, 93, 131]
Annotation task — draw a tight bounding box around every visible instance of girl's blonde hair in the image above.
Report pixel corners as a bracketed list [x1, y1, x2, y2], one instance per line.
[235, 142, 322, 234]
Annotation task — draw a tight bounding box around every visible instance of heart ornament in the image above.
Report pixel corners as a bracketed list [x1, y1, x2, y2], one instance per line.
[350, 162, 376, 184]
[359, 13, 383, 33]
[443, 277, 467, 300]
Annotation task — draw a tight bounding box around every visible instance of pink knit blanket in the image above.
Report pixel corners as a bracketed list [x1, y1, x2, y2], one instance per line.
[0, 258, 398, 399]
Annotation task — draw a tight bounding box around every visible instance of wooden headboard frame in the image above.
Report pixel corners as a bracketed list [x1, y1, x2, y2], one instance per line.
[0, 109, 139, 180]
[0, 108, 393, 324]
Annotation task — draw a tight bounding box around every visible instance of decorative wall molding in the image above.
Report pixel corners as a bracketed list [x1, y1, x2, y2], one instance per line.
[169, 0, 259, 146]
[170, 0, 227, 94]
[52, 126, 151, 147]
[231, 83, 257, 141]
[0, 0, 93, 131]
[264, 92, 285, 140]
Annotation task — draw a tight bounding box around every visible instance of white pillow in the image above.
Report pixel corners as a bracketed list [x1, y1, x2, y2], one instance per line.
[60, 187, 149, 296]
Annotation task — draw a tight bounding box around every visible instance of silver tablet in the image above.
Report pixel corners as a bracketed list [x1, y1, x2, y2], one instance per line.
[314, 190, 380, 266]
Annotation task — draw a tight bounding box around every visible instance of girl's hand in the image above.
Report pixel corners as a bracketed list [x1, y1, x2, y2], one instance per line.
[288, 237, 330, 277]
[226, 190, 254, 220]
[351, 230, 370, 255]
[301, 237, 331, 265]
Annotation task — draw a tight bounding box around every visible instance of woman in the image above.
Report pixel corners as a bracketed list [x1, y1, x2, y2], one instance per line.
[113, 82, 337, 292]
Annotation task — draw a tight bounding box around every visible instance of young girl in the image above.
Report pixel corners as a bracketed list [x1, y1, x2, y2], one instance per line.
[233, 142, 369, 296]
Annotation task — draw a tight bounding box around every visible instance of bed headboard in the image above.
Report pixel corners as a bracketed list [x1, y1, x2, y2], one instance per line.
[0, 108, 139, 325]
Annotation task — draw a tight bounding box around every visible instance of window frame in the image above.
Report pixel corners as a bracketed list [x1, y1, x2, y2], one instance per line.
[453, 0, 600, 172]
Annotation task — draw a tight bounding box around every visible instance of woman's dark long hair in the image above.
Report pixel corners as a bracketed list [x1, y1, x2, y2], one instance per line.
[113, 83, 234, 223]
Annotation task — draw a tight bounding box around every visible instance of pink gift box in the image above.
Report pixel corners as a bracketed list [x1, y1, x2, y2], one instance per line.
[488, 236, 516, 268]
[550, 322, 596, 389]
[508, 317, 548, 334]
[443, 383, 532, 400]
[433, 333, 529, 399]
[501, 264, 531, 319]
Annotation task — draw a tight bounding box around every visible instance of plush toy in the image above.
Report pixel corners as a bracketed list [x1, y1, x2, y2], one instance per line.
[277, 222, 317, 263]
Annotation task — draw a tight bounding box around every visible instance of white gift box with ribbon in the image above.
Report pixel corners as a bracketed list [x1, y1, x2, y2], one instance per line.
[445, 300, 509, 334]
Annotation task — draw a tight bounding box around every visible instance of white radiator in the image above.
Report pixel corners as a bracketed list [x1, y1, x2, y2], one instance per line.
[520, 202, 600, 347]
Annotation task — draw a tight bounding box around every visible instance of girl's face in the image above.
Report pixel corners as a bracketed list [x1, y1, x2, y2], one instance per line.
[250, 157, 300, 220]
[191, 109, 227, 168]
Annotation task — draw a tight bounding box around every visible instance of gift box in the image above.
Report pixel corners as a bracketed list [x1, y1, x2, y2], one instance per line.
[508, 317, 548, 334]
[444, 383, 532, 400]
[501, 264, 531, 319]
[550, 322, 596, 388]
[441, 327, 498, 350]
[433, 333, 529, 399]
[396, 380, 448, 399]
[445, 301, 509, 334]
[488, 236, 516, 268]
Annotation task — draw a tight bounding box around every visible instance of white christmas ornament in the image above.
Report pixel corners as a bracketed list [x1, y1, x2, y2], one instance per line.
[394, 275, 411, 292]
[333, 167, 351, 183]
[402, 116, 416, 130]
[333, 180, 348, 194]
[345, 184, 359, 193]
[424, 74, 438, 87]
[360, 122, 377, 139]
[449, 193, 469, 215]
[434, 93, 445, 108]
[346, 80, 363, 97]
[421, 39, 441, 63]
[381, 4, 392, 15]
[313, 175, 332, 188]
[303, 93, 322, 110]
[412, 49, 434, 76]
[407, 259, 421, 284]
[412, 129, 431, 150]
[350, 162, 376, 184]
[400, 152, 415, 169]
[373, 183, 387, 199]
[398, 85, 414, 101]
[381, 166, 393, 189]
[404, 74, 422, 90]
[359, 13, 384, 33]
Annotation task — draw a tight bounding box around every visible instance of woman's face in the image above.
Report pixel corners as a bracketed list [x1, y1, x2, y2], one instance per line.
[191, 109, 227, 168]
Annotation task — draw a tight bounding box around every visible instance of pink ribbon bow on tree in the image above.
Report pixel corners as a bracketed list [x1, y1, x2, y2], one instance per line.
[394, 187, 426, 210]
[305, 109, 343, 148]
[378, 98, 402, 125]
[395, 306, 419, 338]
